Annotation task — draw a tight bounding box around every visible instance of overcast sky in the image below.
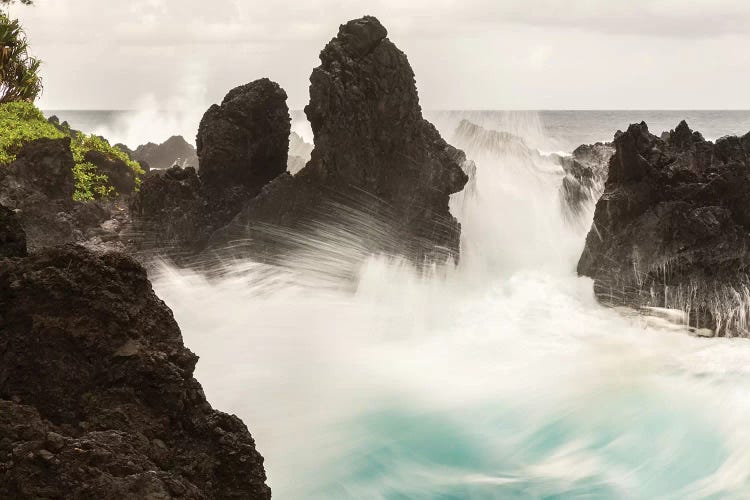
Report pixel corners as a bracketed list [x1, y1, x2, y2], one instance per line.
[10, 0, 750, 110]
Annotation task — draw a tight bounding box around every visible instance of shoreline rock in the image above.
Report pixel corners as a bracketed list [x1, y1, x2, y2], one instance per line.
[214, 16, 468, 265]
[0, 242, 271, 499]
[578, 120, 750, 336]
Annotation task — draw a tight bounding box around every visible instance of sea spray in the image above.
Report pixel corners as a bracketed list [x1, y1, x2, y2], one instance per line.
[151, 112, 750, 499]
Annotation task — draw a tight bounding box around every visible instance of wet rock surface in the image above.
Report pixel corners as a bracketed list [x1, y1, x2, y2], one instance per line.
[578, 121, 750, 336]
[558, 142, 614, 222]
[0, 244, 271, 499]
[217, 16, 468, 264]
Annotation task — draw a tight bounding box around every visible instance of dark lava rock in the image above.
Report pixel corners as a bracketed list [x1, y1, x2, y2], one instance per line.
[215, 16, 468, 264]
[0, 138, 127, 252]
[133, 136, 198, 171]
[0, 203, 26, 257]
[197, 78, 291, 220]
[84, 149, 137, 195]
[0, 245, 271, 499]
[131, 165, 210, 256]
[578, 120, 750, 336]
[0, 138, 79, 249]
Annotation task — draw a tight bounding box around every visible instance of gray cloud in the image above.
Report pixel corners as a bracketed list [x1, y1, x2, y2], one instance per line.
[9, 0, 750, 110]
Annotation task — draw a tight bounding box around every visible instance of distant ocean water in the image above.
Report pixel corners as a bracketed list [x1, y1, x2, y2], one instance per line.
[45, 109, 750, 154]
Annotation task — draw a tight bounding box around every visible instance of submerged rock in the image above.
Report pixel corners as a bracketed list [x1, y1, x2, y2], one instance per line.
[0, 245, 271, 499]
[132, 135, 199, 170]
[578, 121, 750, 336]
[216, 16, 468, 264]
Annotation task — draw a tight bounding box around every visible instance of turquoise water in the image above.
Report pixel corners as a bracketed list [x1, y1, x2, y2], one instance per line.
[149, 111, 750, 499]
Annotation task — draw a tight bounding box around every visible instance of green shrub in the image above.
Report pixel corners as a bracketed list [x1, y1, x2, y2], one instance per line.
[0, 12, 42, 104]
[0, 101, 144, 201]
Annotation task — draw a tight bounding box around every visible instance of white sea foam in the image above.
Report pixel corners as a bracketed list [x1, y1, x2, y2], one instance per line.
[150, 112, 750, 499]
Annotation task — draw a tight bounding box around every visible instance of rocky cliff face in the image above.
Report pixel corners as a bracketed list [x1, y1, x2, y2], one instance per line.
[578, 121, 750, 336]
[217, 16, 468, 264]
[0, 243, 271, 499]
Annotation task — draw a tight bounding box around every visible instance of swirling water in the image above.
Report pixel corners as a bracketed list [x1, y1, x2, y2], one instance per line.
[58, 109, 750, 498]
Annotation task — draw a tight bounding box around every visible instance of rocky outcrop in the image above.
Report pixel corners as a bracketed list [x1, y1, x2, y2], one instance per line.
[197, 78, 290, 220]
[216, 16, 468, 264]
[131, 80, 291, 260]
[131, 136, 198, 171]
[0, 137, 78, 249]
[130, 165, 209, 256]
[578, 120, 750, 337]
[0, 203, 26, 257]
[0, 244, 271, 499]
[0, 138, 129, 252]
[558, 142, 614, 222]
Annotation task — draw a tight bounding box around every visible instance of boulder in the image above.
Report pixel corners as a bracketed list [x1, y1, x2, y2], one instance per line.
[578, 120, 750, 336]
[215, 16, 468, 264]
[0, 245, 271, 499]
[197, 78, 291, 220]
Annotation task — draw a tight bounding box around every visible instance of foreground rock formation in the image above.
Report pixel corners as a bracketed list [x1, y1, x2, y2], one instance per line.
[216, 16, 468, 263]
[578, 121, 750, 336]
[0, 240, 271, 498]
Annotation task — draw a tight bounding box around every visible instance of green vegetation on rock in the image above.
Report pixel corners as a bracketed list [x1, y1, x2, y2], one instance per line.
[0, 101, 144, 201]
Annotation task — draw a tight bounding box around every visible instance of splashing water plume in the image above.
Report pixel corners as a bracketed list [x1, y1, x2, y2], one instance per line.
[151, 113, 750, 499]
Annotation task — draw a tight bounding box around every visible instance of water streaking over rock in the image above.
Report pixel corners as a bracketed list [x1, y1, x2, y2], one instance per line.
[150, 111, 750, 499]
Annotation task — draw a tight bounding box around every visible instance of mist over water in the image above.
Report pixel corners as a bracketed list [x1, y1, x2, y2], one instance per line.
[144, 111, 750, 498]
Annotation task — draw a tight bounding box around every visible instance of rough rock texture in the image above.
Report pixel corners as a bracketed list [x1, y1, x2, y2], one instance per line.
[84, 150, 137, 195]
[0, 138, 78, 249]
[0, 138, 129, 252]
[130, 165, 209, 256]
[132, 136, 199, 171]
[0, 245, 271, 499]
[578, 120, 750, 336]
[197, 78, 290, 220]
[558, 142, 614, 222]
[0, 203, 26, 258]
[216, 16, 468, 264]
